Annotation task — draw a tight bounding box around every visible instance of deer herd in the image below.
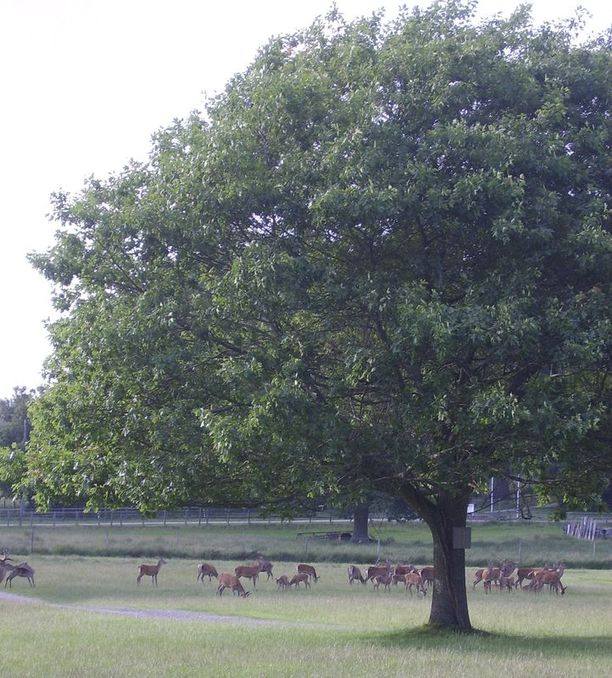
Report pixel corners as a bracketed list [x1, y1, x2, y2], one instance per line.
[135, 556, 568, 598]
[0, 552, 568, 598]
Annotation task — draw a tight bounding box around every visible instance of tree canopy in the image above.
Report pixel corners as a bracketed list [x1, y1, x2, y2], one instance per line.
[26, 1, 611, 630]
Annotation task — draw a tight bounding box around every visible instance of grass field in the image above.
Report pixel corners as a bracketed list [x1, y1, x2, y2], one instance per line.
[0, 556, 610, 677]
[1, 520, 610, 568]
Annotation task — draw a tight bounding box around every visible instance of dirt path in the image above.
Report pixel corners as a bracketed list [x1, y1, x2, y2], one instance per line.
[0, 590, 295, 627]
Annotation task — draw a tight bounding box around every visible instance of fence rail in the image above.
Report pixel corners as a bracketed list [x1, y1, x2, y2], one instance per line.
[0, 506, 609, 529]
[0, 506, 362, 528]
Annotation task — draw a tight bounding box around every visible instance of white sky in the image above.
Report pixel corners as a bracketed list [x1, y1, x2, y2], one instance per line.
[0, 0, 610, 399]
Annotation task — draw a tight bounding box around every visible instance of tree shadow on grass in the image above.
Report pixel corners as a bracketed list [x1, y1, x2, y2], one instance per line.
[358, 626, 612, 660]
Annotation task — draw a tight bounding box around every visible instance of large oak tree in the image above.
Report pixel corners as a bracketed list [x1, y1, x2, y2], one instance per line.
[27, 2, 610, 631]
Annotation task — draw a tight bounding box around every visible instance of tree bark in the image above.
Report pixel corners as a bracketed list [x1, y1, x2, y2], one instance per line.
[401, 485, 472, 632]
[351, 503, 370, 543]
[426, 493, 472, 631]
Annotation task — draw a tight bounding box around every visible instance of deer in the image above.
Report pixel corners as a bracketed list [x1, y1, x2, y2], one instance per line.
[372, 573, 393, 591]
[196, 563, 218, 582]
[533, 563, 566, 594]
[498, 574, 516, 592]
[217, 573, 250, 597]
[136, 558, 166, 586]
[4, 561, 35, 588]
[289, 572, 311, 588]
[419, 566, 435, 589]
[347, 565, 366, 585]
[234, 564, 260, 589]
[366, 562, 392, 582]
[0, 555, 14, 585]
[394, 563, 416, 577]
[297, 564, 319, 582]
[276, 575, 290, 590]
[404, 571, 426, 596]
[256, 559, 274, 580]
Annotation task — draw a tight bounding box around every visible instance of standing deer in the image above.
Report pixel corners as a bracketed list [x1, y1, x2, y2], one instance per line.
[372, 573, 393, 591]
[234, 565, 260, 589]
[256, 559, 274, 580]
[4, 562, 35, 588]
[419, 566, 435, 589]
[197, 563, 218, 582]
[136, 558, 166, 586]
[404, 571, 426, 596]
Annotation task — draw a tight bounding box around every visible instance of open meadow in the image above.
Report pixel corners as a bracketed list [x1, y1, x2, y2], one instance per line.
[0, 555, 610, 677]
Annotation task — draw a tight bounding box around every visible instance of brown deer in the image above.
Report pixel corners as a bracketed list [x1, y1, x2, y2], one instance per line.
[257, 559, 274, 580]
[0, 555, 14, 585]
[217, 573, 250, 597]
[4, 562, 35, 588]
[419, 566, 435, 589]
[394, 564, 416, 577]
[404, 571, 426, 596]
[297, 564, 319, 582]
[372, 573, 393, 591]
[498, 574, 516, 592]
[276, 575, 290, 590]
[533, 563, 566, 594]
[136, 558, 166, 586]
[366, 562, 392, 582]
[196, 563, 218, 582]
[289, 573, 311, 588]
[234, 565, 260, 589]
[347, 565, 366, 584]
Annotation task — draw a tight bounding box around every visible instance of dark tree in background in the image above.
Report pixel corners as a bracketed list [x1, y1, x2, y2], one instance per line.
[0, 387, 35, 500]
[26, 3, 610, 631]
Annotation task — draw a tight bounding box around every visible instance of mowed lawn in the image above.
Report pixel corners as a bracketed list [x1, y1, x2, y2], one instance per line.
[0, 556, 610, 677]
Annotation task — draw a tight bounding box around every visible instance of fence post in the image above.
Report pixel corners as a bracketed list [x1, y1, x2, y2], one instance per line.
[247, 509, 251, 525]
[198, 508, 202, 526]
[184, 508, 188, 526]
[163, 510, 167, 527]
[53, 510, 56, 528]
[120, 510, 123, 527]
[110, 509, 114, 527]
[226, 508, 230, 525]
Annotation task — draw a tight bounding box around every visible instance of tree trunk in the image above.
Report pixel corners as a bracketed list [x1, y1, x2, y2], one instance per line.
[351, 503, 369, 543]
[426, 494, 472, 632]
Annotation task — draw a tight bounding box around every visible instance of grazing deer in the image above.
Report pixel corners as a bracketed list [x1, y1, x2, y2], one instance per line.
[533, 563, 566, 594]
[4, 562, 35, 588]
[297, 564, 319, 582]
[404, 571, 426, 596]
[136, 558, 166, 586]
[347, 565, 366, 585]
[197, 563, 218, 582]
[234, 565, 260, 589]
[372, 573, 393, 591]
[392, 574, 406, 586]
[289, 573, 311, 588]
[276, 575, 290, 590]
[217, 573, 250, 597]
[257, 559, 274, 580]
[499, 574, 516, 592]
